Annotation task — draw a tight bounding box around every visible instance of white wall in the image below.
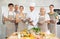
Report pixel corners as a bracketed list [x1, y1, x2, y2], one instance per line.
[0, 0, 60, 14]
[0, 0, 60, 39]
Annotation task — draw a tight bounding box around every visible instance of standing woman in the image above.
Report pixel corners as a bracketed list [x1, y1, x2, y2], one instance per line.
[3, 3, 15, 37]
[48, 4, 59, 35]
[38, 7, 50, 33]
[16, 6, 27, 32]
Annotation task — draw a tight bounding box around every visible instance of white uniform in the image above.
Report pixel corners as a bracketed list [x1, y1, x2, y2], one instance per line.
[26, 10, 39, 30]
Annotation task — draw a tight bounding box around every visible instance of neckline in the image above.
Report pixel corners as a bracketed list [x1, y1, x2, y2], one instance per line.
[49, 12, 55, 15]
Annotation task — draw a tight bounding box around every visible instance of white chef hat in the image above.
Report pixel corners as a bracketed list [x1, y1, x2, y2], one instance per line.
[30, 3, 36, 7]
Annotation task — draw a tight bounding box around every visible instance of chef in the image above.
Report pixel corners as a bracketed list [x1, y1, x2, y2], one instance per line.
[26, 3, 39, 30]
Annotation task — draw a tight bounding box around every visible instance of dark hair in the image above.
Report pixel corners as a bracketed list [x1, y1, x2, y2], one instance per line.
[19, 6, 24, 9]
[49, 4, 54, 7]
[8, 3, 14, 7]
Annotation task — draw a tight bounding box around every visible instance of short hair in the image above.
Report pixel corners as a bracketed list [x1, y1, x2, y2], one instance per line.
[49, 4, 54, 7]
[15, 5, 18, 6]
[8, 3, 14, 7]
[19, 6, 24, 9]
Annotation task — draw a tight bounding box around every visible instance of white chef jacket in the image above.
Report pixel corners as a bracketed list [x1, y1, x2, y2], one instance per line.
[26, 10, 39, 30]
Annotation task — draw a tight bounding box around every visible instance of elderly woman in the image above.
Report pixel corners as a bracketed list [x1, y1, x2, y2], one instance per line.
[38, 7, 50, 33]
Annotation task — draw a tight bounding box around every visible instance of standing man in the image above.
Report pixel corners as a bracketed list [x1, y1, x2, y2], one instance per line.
[14, 5, 19, 32]
[26, 3, 39, 30]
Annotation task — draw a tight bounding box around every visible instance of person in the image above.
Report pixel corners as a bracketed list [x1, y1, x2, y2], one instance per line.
[37, 7, 50, 33]
[16, 6, 27, 32]
[14, 5, 19, 14]
[48, 4, 59, 35]
[3, 3, 15, 37]
[14, 5, 19, 32]
[26, 3, 39, 30]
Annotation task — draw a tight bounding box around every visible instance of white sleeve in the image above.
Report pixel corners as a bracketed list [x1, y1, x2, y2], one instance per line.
[3, 12, 8, 18]
[32, 14, 39, 26]
[45, 14, 50, 21]
[26, 13, 30, 19]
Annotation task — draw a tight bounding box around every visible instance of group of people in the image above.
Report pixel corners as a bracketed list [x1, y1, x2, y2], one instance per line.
[3, 3, 59, 37]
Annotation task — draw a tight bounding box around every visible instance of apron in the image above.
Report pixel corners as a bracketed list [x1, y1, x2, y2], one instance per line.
[17, 14, 27, 32]
[48, 14, 57, 35]
[38, 16, 48, 32]
[5, 12, 15, 37]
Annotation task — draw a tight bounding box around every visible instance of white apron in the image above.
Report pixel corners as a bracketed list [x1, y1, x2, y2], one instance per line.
[48, 14, 57, 35]
[38, 16, 48, 32]
[17, 14, 27, 32]
[5, 12, 15, 37]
